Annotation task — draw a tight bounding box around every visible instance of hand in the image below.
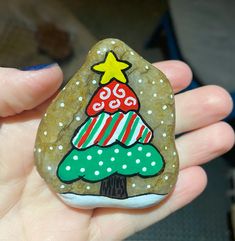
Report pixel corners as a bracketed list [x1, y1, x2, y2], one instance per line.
[0, 62, 233, 241]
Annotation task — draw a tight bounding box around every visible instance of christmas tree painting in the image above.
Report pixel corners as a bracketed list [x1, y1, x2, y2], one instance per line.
[57, 51, 164, 199]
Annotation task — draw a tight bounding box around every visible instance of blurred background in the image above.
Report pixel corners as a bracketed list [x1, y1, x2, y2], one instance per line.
[1, 0, 234, 240]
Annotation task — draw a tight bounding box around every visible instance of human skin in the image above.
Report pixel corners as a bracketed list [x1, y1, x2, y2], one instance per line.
[0, 61, 234, 241]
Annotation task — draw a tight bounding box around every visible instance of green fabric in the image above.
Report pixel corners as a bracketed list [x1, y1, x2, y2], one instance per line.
[57, 143, 164, 182]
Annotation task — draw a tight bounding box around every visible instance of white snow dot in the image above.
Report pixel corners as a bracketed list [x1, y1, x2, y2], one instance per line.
[76, 81, 80, 85]
[152, 80, 156, 84]
[164, 175, 169, 180]
[97, 50, 101, 54]
[44, 113, 47, 117]
[132, 183, 136, 187]
[172, 164, 176, 168]
[59, 122, 63, 127]
[160, 120, 164, 124]
[162, 133, 167, 137]
[73, 155, 78, 160]
[153, 93, 157, 97]
[107, 167, 112, 172]
[78, 96, 83, 101]
[80, 168, 85, 173]
[114, 148, 119, 153]
[171, 113, 174, 118]
[99, 161, 103, 166]
[130, 51, 134, 55]
[95, 170, 100, 175]
[87, 155, 92, 160]
[92, 79, 97, 84]
[47, 166, 52, 171]
[38, 148, 42, 153]
[76, 116, 81, 121]
[60, 185, 65, 189]
[110, 157, 115, 161]
[138, 79, 142, 83]
[165, 146, 168, 150]
[147, 110, 152, 115]
[170, 94, 173, 99]
[136, 159, 140, 164]
[140, 91, 143, 94]
[97, 149, 103, 155]
[127, 151, 132, 156]
[142, 167, 147, 172]
[65, 166, 71, 171]
[58, 145, 63, 150]
[111, 40, 116, 44]
[49, 146, 53, 150]
[147, 184, 151, 189]
[173, 151, 177, 156]
[138, 146, 143, 151]
[151, 161, 156, 166]
[162, 105, 167, 110]
[60, 102, 65, 108]
[145, 65, 149, 70]
[160, 79, 164, 83]
[122, 164, 127, 169]
[86, 186, 91, 190]
[43, 131, 47, 136]
[146, 152, 151, 157]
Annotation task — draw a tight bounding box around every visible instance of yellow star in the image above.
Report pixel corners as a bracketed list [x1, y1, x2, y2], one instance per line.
[92, 51, 131, 84]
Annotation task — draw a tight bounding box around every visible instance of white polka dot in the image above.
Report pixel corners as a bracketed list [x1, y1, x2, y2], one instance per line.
[58, 145, 63, 150]
[136, 159, 140, 164]
[147, 110, 152, 115]
[97, 50, 101, 54]
[173, 151, 177, 156]
[152, 80, 156, 84]
[165, 146, 168, 150]
[162, 105, 167, 110]
[162, 133, 167, 137]
[138, 79, 142, 83]
[151, 162, 156, 166]
[127, 152, 132, 156]
[60, 102, 65, 108]
[130, 51, 134, 55]
[122, 164, 127, 169]
[49, 146, 53, 150]
[153, 93, 157, 97]
[160, 120, 164, 124]
[43, 131, 47, 136]
[114, 148, 119, 153]
[59, 122, 63, 127]
[47, 166, 52, 171]
[172, 164, 176, 168]
[87, 155, 92, 160]
[76, 116, 81, 121]
[160, 79, 164, 83]
[65, 166, 71, 171]
[95, 170, 100, 175]
[132, 183, 136, 187]
[92, 79, 97, 84]
[60, 184, 65, 189]
[140, 91, 143, 94]
[111, 40, 116, 44]
[44, 113, 47, 117]
[38, 148, 42, 153]
[145, 65, 149, 70]
[138, 146, 143, 151]
[164, 175, 169, 180]
[170, 94, 173, 99]
[171, 113, 174, 117]
[73, 155, 78, 160]
[80, 168, 85, 173]
[78, 96, 83, 101]
[142, 167, 147, 172]
[146, 152, 151, 157]
[107, 167, 112, 172]
[76, 81, 80, 85]
[147, 184, 151, 189]
[86, 186, 91, 190]
[99, 161, 103, 166]
[97, 150, 103, 155]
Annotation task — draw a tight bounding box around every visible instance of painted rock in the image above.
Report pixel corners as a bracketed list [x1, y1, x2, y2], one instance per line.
[35, 39, 179, 209]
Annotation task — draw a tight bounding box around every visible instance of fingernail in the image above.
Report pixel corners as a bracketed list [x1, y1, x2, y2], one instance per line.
[20, 63, 57, 71]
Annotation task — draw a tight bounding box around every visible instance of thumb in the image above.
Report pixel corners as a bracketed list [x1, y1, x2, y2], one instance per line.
[0, 63, 63, 117]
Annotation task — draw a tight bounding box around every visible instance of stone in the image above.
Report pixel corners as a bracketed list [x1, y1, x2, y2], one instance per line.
[35, 38, 179, 209]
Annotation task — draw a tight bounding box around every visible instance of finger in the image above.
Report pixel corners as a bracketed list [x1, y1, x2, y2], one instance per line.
[153, 60, 192, 93]
[177, 121, 235, 169]
[0, 64, 63, 117]
[175, 85, 233, 134]
[91, 166, 207, 240]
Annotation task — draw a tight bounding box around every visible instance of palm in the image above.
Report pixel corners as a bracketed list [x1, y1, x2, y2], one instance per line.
[0, 62, 233, 241]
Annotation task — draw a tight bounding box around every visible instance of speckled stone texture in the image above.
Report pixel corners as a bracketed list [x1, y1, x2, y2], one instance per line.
[34, 38, 179, 208]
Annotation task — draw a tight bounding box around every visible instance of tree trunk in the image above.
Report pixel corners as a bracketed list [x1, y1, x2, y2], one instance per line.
[100, 174, 128, 199]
